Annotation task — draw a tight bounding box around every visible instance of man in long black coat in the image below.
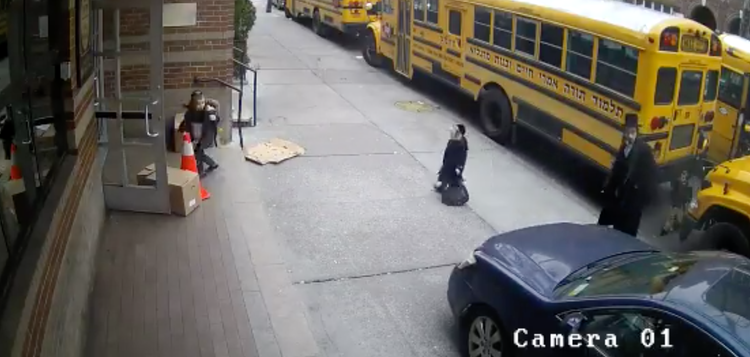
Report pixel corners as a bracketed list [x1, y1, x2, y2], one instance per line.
[598, 114, 658, 236]
[434, 124, 468, 192]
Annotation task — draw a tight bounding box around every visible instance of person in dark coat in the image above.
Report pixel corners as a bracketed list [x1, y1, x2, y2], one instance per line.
[179, 90, 220, 177]
[660, 170, 691, 235]
[434, 124, 468, 192]
[598, 114, 658, 236]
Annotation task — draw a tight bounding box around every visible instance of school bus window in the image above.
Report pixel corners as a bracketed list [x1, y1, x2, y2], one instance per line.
[718, 67, 744, 109]
[540, 23, 564, 68]
[654, 67, 677, 105]
[677, 71, 704, 105]
[493, 11, 513, 50]
[703, 69, 718, 102]
[473, 7, 491, 42]
[426, 0, 439, 24]
[414, 0, 425, 22]
[515, 17, 538, 57]
[566, 30, 594, 79]
[383, 0, 393, 14]
[596, 39, 639, 97]
[449, 10, 462, 35]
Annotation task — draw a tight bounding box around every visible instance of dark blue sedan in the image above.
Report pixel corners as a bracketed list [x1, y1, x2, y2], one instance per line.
[447, 223, 750, 357]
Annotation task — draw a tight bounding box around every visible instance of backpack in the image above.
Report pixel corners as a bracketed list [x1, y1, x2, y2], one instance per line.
[441, 184, 469, 207]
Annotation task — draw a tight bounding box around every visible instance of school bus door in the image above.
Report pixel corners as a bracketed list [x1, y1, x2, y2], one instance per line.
[394, 0, 411, 75]
[735, 74, 750, 157]
[711, 67, 748, 162]
[443, 5, 464, 79]
[666, 67, 705, 162]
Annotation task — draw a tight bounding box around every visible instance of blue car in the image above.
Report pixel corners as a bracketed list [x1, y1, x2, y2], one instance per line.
[447, 223, 750, 357]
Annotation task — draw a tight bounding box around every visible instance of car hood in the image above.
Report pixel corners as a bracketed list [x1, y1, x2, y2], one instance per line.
[478, 223, 656, 296]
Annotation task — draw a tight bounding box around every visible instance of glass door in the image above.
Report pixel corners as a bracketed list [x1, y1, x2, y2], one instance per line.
[0, 0, 66, 301]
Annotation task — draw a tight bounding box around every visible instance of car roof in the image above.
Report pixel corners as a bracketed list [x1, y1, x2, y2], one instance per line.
[655, 252, 750, 350]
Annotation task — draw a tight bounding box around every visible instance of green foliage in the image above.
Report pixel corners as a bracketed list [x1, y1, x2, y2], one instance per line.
[234, 0, 256, 79]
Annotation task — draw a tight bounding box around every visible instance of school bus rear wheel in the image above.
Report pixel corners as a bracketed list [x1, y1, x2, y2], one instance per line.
[479, 88, 513, 145]
[362, 30, 382, 68]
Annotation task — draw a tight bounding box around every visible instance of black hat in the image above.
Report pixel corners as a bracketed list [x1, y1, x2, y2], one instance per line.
[457, 124, 466, 135]
[624, 114, 638, 129]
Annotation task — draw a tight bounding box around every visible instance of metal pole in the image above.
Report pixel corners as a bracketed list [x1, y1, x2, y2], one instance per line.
[252, 69, 257, 127]
[741, 2, 750, 38]
[238, 74, 245, 148]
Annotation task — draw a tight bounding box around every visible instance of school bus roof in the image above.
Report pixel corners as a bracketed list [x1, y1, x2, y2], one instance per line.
[721, 33, 750, 70]
[471, 0, 714, 45]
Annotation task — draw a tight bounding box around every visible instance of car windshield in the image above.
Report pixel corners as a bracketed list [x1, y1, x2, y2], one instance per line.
[553, 252, 699, 299]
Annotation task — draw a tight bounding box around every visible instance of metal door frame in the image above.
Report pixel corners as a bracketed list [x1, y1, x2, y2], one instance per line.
[98, 0, 170, 214]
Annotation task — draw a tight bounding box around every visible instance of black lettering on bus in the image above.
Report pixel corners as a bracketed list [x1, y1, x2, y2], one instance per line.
[539, 73, 558, 90]
[494, 56, 510, 69]
[592, 95, 624, 119]
[469, 47, 491, 61]
[516, 64, 533, 79]
[563, 84, 585, 102]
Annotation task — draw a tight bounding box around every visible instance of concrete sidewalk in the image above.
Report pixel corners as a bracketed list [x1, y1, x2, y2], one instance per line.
[83, 3, 671, 357]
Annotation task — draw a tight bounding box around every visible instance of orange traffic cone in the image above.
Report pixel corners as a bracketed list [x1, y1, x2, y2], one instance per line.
[9, 144, 21, 181]
[180, 133, 211, 200]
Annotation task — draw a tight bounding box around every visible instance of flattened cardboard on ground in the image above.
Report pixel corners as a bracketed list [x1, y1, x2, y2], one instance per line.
[244, 138, 305, 165]
[140, 164, 202, 217]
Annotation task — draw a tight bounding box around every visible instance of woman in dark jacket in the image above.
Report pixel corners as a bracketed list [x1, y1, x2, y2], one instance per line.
[434, 124, 468, 192]
[179, 90, 221, 177]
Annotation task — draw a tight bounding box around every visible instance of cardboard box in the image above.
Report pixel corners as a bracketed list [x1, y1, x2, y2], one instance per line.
[140, 164, 201, 216]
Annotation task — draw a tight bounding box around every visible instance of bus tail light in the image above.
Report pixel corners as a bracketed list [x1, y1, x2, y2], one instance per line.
[704, 110, 715, 122]
[659, 27, 680, 52]
[651, 116, 667, 130]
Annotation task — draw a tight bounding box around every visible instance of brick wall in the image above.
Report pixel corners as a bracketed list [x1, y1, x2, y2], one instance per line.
[114, 60, 234, 92]
[104, 0, 235, 96]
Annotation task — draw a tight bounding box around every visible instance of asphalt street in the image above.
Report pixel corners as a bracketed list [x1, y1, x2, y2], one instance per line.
[224, 4, 702, 356]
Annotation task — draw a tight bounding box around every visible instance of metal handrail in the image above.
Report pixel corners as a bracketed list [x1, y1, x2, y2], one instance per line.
[193, 47, 258, 149]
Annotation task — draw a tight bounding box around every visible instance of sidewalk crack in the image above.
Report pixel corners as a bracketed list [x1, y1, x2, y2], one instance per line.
[292, 262, 458, 285]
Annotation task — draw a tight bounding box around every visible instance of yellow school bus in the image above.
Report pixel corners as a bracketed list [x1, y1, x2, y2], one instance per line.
[285, 0, 381, 37]
[362, 0, 722, 182]
[707, 34, 750, 164]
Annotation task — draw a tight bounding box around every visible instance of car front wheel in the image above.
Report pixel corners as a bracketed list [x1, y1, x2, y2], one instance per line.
[462, 308, 507, 357]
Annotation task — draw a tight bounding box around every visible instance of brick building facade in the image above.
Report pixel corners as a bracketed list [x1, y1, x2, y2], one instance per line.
[0, 0, 236, 356]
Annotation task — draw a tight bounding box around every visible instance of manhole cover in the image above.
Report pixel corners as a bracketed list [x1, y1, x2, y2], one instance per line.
[394, 100, 436, 113]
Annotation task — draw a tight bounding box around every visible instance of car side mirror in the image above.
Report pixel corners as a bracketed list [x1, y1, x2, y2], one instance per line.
[560, 312, 586, 334]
